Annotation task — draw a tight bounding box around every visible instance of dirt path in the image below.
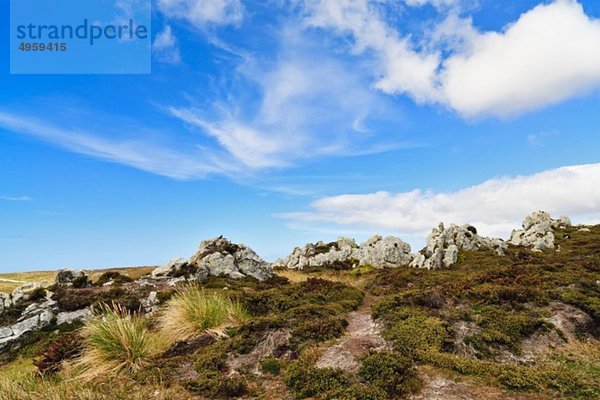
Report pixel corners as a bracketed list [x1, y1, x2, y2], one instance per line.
[315, 296, 391, 372]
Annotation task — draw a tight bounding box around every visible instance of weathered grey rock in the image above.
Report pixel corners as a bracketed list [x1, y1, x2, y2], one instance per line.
[151, 257, 187, 277]
[56, 308, 92, 325]
[189, 236, 272, 281]
[275, 235, 413, 270]
[55, 269, 91, 287]
[509, 211, 571, 252]
[141, 291, 159, 314]
[411, 223, 507, 270]
[0, 309, 54, 350]
[578, 227, 591, 233]
[355, 235, 414, 268]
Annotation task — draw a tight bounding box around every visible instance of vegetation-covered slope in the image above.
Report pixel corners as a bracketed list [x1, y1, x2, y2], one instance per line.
[0, 225, 598, 400]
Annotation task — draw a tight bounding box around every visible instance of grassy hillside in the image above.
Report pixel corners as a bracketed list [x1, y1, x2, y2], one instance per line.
[0, 226, 598, 399]
[0, 266, 156, 294]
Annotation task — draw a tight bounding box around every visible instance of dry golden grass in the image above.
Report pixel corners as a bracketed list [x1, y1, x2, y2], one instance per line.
[276, 268, 369, 288]
[74, 305, 167, 380]
[0, 271, 56, 293]
[159, 285, 249, 343]
[0, 266, 155, 294]
[86, 266, 156, 283]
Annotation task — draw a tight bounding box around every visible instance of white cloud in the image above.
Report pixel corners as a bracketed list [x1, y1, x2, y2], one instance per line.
[302, 0, 442, 103]
[153, 26, 182, 64]
[441, 0, 600, 118]
[404, 0, 458, 8]
[0, 112, 236, 180]
[158, 0, 243, 27]
[302, 0, 600, 118]
[168, 29, 406, 169]
[282, 163, 600, 242]
[0, 196, 31, 201]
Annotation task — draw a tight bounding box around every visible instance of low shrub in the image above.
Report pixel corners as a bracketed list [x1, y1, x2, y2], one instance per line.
[382, 311, 448, 358]
[358, 352, 422, 398]
[284, 361, 349, 399]
[259, 357, 281, 375]
[323, 384, 387, 400]
[33, 332, 84, 374]
[187, 371, 249, 399]
[94, 272, 133, 286]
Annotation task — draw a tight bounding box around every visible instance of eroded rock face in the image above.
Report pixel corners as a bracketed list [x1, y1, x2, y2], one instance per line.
[275, 235, 413, 270]
[509, 211, 571, 252]
[189, 236, 273, 281]
[410, 223, 507, 270]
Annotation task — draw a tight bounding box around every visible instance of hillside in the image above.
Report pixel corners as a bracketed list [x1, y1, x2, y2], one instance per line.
[0, 214, 598, 400]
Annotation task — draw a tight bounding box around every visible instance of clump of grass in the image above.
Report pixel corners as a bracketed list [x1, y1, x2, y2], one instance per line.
[75, 304, 164, 379]
[160, 285, 249, 343]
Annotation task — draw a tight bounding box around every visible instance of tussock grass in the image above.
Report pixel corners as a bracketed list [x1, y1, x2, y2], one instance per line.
[159, 285, 249, 343]
[0, 372, 190, 400]
[74, 304, 165, 379]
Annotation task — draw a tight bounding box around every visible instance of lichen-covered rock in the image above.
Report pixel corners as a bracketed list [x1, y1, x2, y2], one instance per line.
[509, 211, 571, 252]
[275, 238, 358, 270]
[56, 308, 92, 325]
[55, 269, 91, 288]
[355, 235, 413, 268]
[410, 223, 507, 270]
[274, 235, 413, 270]
[151, 257, 187, 277]
[0, 301, 55, 350]
[188, 236, 272, 281]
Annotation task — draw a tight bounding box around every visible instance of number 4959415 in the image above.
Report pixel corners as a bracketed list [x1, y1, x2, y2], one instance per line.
[19, 42, 67, 52]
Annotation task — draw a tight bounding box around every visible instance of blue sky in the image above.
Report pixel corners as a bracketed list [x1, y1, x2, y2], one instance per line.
[1, 0, 600, 272]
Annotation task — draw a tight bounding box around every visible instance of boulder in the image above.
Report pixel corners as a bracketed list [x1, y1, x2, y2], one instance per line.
[55, 269, 91, 288]
[151, 257, 187, 277]
[410, 223, 507, 270]
[189, 236, 272, 281]
[274, 235, 413, 270]
[509, 211, 571, 252]
[355, 235, 413, 268]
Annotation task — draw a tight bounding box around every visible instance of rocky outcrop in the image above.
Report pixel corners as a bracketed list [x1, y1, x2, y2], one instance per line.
[149, 237, 273, 282]
[189, 237, 272, 281]
[274, 235, 413, 270]
[55, 269, 91, 288]
[410, 223, 507, 270]
[151, 257, 187, 278]
[509, 211, 571, 252]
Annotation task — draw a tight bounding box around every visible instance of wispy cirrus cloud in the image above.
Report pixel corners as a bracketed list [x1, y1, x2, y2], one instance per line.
[168, 28, 411, 169]
[281, 163, 600, 242]
[157, 0, 244, 27]
[0, 111, 237, 180]
[0, 195, 31, 201]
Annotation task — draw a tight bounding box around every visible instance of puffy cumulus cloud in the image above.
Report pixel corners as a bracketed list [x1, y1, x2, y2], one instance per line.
[302, 0, 600, 118]
[442, 0, 600, 118]
[157, 0, 243, 27]
[282, 163, 600, 240]
[153, 26, 181, 64]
